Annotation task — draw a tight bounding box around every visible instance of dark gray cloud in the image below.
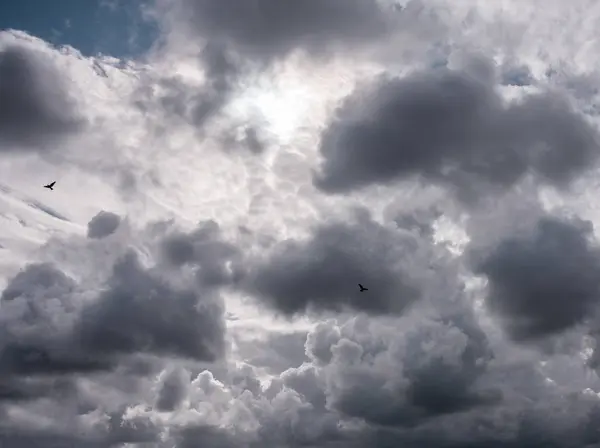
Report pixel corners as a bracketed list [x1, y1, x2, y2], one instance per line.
[145, 0, 424, 136]
[470, 215, 600, 342]
[0, 219, 232, 390]
[0, 216, 246, 446]
[162, 0, 400, 62]
[277, 315, 600, 448]
[0, 263, 108, 376]
[4, 199, 600, 448]
[313, 62, 600, 200]
[3, 270, 600, 448]
[0, 377, 74, 403]
[174, 425, 241, 448]
[87, 210, 121, 239]
[313, 316, 495, 430]
[160, 219, 243, 286]
[1, 262, 75, 301]
[241, 127, 264, 154]
[393, 205, 442, 238]
[155, 367, 190, 411]
[243, 212, 453, 317]
[182, 42, 239, 128]
[0, 252, 225, 381]
[75, 250, 226, 362]
[0, 406, 164, 447]
[136, 42, 240, 132]
[0, 45, 83, 150]
[0, 342, 110, 377]
[0, 430, 106, 448]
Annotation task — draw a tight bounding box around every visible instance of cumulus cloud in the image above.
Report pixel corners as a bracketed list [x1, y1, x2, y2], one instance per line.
[3, 208, 600, 446]
[1, 262, 75, 301]
[314, 59, 600, 201]
[0, 44, 84, 151]
[75, 250, 226, 362]
[87, 210, 121, 239]
[0, 211, 261, 445]
[160, 219, 243, 286]
[154, 366, 190, 411]
[0, 213, 230, 392]
[471, 215, 600, 342]
[243, 210, 455, 317]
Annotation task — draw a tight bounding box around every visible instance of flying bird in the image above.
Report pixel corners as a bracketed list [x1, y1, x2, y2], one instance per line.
[44, 181, 56, 190]
[359, 283, 368, 292]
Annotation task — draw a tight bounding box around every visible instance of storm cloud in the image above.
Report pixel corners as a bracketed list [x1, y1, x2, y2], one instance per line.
[0, 45, 83, 150]
[75, 250, 226, 362]
[87, 210, 121, 239]
[471, 215, 600, 341]
[0, 214, 232, 385]
[314, 62, 600, 201]
[158, 0, 401, 62]
[243, 211, 454, 317]
[3, 209, 600, 447]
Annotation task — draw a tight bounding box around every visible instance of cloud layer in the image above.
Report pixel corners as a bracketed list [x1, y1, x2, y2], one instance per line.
[2, 0, 600, 447]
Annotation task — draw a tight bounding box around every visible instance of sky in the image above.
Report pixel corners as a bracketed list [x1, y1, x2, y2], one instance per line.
[3, 0, 600, 447]
[0, 0, 156, 57]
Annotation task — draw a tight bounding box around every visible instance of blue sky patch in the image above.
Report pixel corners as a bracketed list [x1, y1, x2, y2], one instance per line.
[0, 0, 158, 58]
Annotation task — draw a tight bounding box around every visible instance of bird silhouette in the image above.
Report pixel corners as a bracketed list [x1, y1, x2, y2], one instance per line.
[43, 181, 56, 191]
[359, 283, 368, 292]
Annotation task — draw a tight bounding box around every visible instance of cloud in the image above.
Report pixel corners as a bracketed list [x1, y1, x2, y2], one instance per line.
[1, 262, 75, 301]
[75, 250, 226, 362]
[137, 41, 241, 132]
[87, 210, 121, 239]
[5, 2, 600, 447]
[243, 210, 455, 317]
[154, 0, 401, 62]
[313, 317, 495, 426]
[313, 58, 600, 201]
[0, 214, 231, 384]
[154, 366, 190, 411]
[0, 44, 84, 151]
[141, 0, 442, 138]
[142, 309, 595, 448]
[3, 205, 600, 447]
[160, 219, 243, 286]
[271, 315, 600, 448]
[0, 212, 244, 445]
[470, 215, 600, 342]
[136, 0, 449, 150]
[393, 205, 442, 238]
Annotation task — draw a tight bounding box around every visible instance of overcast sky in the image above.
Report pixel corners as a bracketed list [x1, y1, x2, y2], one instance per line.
[2, 0, 600, 447]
